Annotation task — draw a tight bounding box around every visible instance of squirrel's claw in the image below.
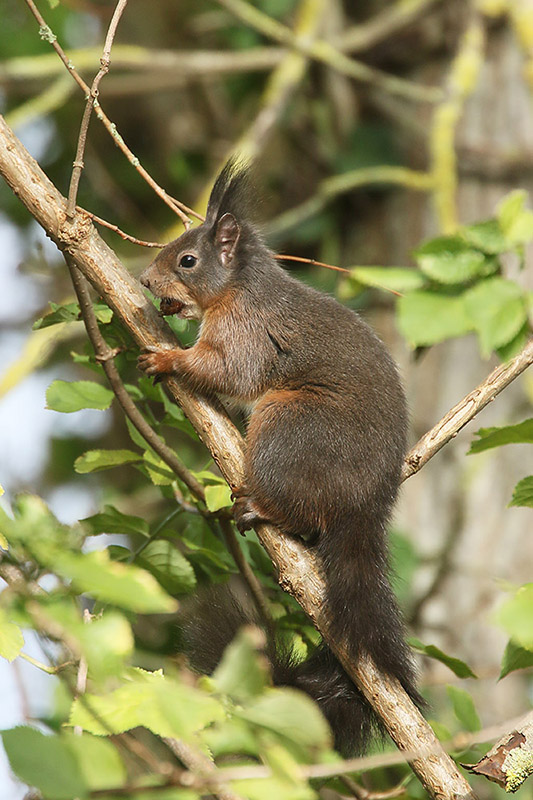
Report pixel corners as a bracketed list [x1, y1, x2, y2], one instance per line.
[138, 347, 178, 378]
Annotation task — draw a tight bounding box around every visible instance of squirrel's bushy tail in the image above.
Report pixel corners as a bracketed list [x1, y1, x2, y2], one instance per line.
[184, 537, 422, 757]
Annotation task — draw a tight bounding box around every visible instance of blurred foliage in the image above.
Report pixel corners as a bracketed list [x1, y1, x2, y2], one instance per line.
[0, 0, 532, 799]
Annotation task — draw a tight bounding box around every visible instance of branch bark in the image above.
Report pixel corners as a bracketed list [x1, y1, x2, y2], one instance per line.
[464, 711, 533, 793]
[0, 113, 476, 800]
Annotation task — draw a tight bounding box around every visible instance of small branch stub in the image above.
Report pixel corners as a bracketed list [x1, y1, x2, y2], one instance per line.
[464, 712, 533, 793]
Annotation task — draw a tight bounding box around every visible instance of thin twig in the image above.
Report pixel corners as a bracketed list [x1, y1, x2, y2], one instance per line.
[402, 337, 533, 481]
[338, 0, 442, 53]
[276, 254, 350, 273]
[164, 738, 242, 800]
[67, 0, 128, 218]
[23, 0, 197, 227]
[77, 207, 166, 247]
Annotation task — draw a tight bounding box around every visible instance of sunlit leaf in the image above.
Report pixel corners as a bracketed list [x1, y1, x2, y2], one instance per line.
[397, 291, 472, 347]
[238, 689, 331, 749]
[468, 419, 533, 454]
[69, 668, 224, 740]
[414, 236, 488, 284]
[463, 277, 527, 357]
[46, 380, 114, 413]
[205, 484, 233, 512]
[500, 640, 533, 679]
[53, 550, 178, 613]
[213, 628, 269, 701]
[509, 476, 533, 508]
[75, 449, 141, 474]
[494, 583, 533, 649]
[0, 610, 24, 662]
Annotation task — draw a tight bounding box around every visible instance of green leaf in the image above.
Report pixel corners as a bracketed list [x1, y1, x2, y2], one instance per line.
[494, 583, 533, 649]
[348, 266, 426, 293]
[0, 609, 24, 662]
[498, 190, 533, 245]
[136, 539, 196, 595]
[2, 727, 87, 800]
[53, 550, 178, 613]
[213, 628, 269, 701]
[462, 219, 507, 254]
[205, 484, 233, 512]
[397, 291, 472, 347]
[469, 419, 533, 454]
[410, 638, 477, 679]
[143, 450, 176, 486]
[463, 277, 527, 357]
[80, 612, 134, 681]
[69, 668, 224, 740]
[64, 733, 126, 791]
[94, 303, 113, 324]
[231, 775, 315, 800]
[238, 688, 331, 750]
[82, 505, 149, 537]
[46, 380, 114, 412]
[75, 449, 141, 474]
[33, 301, 79, 330]
[414, 237, 488, 284]
[509, 476, 533, 508]
[500, 640, 533, 679]
[446, 686, 481, 732]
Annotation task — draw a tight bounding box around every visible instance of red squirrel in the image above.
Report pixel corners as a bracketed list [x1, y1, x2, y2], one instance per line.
[138, 160, 421, 754]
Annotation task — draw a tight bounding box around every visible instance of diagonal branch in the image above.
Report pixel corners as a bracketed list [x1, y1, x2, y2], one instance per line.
[402, 338, 533, 481]
[0, 114, 476, 800]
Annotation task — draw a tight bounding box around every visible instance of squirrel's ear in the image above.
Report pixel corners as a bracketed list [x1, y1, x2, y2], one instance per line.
[215, 213, 240, 268]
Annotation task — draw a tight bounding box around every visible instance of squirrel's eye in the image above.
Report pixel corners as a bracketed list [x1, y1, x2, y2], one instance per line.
[179, 254, 197, 269]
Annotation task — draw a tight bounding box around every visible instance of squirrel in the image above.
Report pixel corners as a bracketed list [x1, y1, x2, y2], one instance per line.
[138, 160, 422, 755]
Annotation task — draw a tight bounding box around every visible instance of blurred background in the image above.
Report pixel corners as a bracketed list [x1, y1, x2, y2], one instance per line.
[0, 1, 532, 798]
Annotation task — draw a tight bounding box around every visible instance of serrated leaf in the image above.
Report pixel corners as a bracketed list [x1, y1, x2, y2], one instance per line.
[349, 266, 426, 293]
[238, 688, 331, 749]
[82, 505, 149, 537]
[2, 727, 87, 800]
[33, 301, 79, 330]
[0, 609, 24, 662]
[64, 733, 126, 791]
[446, 685, 481, 732]
[463, 277, 527, 357]
[410, 638, 477, 678]
[494, 583, 533, 649]
[46, 379, 114, 412]
[397, 291, 472, 347]
[462, 220, 507, 254]
[509, 476, 533, 508]
[80, 612, 134, 681]
[414, 237, 488, 284]
[213, 628, 269, 701]
[205, 484, 233, 512]
[500, 640, 533, 679]
[136, 539, 196, 595]
[53, 549, 178, 613]
[469, 419, 533, 454]
[75, 449, 141, 473]
[69, 668, 224, 740]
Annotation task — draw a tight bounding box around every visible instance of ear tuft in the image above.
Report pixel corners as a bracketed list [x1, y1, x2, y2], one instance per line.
[215, 213, 240, 267]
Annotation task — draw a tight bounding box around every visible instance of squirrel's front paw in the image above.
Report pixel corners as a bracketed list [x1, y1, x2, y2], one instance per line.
[137, 347, 179, 378]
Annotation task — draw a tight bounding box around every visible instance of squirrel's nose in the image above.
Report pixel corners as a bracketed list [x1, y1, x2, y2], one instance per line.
[140, 272, 151, 289]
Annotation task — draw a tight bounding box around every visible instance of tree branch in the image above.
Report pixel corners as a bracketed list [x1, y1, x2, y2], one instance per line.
[0, 114, 475, 800]
[402, 338, 533, 481]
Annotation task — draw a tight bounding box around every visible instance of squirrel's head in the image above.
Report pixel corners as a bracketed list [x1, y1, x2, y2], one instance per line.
[140, 159, 254, 321]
